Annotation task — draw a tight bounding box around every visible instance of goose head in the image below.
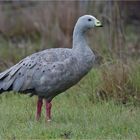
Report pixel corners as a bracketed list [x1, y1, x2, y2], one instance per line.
[74, 15, 103, 33]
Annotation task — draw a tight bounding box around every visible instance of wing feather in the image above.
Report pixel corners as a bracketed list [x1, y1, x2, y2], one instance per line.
[13, 76, 25, 92]
[0, 56, 37, 92]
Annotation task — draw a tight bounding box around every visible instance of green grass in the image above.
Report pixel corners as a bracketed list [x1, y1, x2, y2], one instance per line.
[0, 70, 140, 140]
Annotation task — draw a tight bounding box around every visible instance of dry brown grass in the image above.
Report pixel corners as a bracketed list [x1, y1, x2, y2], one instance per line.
[96, 60, 140, 104]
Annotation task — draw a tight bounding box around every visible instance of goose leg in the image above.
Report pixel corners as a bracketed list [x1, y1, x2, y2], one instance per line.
[45, 100, 52, 122]
[36, 97, 43, 121]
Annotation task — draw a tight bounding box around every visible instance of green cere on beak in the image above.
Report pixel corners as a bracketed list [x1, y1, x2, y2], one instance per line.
[95, 19, 103, 27]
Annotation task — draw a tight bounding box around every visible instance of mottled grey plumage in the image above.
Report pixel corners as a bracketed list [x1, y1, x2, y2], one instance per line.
[0, 15, 102, 102]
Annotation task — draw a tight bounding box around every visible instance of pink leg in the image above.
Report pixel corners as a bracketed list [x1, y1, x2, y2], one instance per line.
[45, 100, 52, 121]
[36, 97, 43, 121]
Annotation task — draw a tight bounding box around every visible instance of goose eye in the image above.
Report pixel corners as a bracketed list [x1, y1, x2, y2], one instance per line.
[88, 18, 92, 21]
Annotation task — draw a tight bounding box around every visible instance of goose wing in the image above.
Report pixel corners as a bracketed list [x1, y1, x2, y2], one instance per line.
[0, 49, 76, 94]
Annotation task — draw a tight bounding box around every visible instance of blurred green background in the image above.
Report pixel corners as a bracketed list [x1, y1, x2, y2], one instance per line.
[0, 1, 139, 66]
[0, 1, 140, 102]
[0, 1, 140, 139]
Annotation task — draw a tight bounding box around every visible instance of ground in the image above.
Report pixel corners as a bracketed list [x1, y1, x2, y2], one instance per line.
[0, 70, 140, 140]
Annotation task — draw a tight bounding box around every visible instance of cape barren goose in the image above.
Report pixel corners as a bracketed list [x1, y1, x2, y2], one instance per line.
[0, 15, 102, 121]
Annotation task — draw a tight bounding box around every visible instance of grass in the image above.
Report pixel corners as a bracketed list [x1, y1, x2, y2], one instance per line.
[0, 70, 140, 140]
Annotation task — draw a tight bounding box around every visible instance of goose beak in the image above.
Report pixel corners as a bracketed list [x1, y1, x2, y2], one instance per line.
[95, 19, 103, 27]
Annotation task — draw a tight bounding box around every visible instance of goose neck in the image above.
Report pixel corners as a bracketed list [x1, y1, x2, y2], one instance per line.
[72, 26, 87, 50]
